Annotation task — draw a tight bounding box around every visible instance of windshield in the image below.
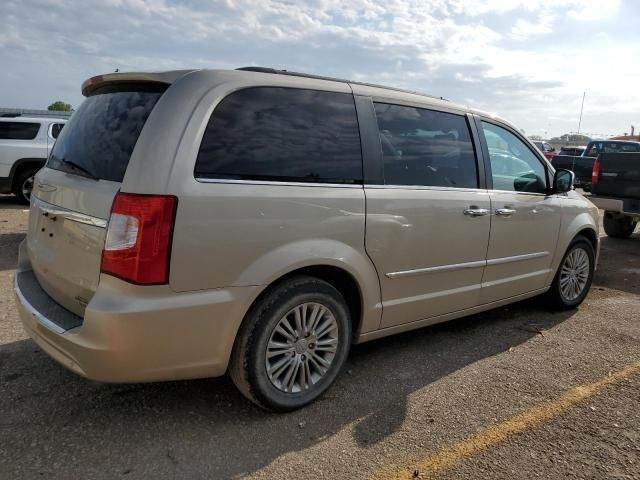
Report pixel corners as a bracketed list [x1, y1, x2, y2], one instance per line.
[47, 89, 164, 182]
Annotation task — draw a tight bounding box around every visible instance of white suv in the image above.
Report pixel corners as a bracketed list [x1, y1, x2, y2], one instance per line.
[0, 116, 67, 203]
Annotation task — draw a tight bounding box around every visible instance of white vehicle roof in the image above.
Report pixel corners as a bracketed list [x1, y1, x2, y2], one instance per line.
[0, 116, 68, 123]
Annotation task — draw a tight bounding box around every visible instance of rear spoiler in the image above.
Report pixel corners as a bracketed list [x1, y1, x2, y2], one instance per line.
[81, 70, 197, 97]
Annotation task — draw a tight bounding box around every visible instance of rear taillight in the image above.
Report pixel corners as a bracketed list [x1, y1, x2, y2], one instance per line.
[592, 157, 601, 186]
[101, 193, 178, 285]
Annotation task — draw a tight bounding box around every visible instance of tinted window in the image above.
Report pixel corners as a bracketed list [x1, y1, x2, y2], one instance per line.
[47, 90, 163, 182]
[51, 123, 64, 139]
[195, 87, 362, 184]
[482, 122, 547, 193]
[0, 122, 40, 140]
[373, 103, 478, 188]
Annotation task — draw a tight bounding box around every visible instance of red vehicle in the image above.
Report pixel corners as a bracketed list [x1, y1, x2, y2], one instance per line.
[533, 141, 558, 161]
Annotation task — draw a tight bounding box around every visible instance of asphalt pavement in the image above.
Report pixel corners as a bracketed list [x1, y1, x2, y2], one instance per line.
[0, 195, 638, 479]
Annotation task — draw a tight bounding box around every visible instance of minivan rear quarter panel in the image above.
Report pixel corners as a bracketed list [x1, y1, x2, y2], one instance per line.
[143, 72, 383, 333]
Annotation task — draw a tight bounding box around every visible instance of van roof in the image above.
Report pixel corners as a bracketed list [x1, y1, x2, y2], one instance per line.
[0, 116, 67, 123]
[81, 67, 504, 123]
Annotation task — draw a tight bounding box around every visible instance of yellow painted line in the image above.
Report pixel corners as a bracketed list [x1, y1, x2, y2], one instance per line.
[372, 362, 640, 480]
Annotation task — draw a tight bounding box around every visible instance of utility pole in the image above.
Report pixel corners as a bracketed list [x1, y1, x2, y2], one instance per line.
[577, 92, 586, 135]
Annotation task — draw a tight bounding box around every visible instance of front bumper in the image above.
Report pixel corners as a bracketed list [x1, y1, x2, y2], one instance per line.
[14, 241, 260, 383]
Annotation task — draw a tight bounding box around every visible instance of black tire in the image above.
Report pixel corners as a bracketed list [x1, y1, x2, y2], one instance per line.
[12, 167, 39, 205]
[548, 236, 595, 310]
[603, 213, 637, 239]
[229, 275, 352, 412]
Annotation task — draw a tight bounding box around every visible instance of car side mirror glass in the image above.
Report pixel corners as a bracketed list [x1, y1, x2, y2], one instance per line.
[553, 168, 574, 193]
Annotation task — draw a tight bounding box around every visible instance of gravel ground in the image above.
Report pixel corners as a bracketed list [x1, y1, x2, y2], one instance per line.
[0, 194, 638, 480]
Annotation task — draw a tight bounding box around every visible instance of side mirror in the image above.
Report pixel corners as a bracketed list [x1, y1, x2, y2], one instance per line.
[553, 168, 575, 193]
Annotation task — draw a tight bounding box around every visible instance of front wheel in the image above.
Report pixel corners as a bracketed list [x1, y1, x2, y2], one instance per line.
[229, 276, 351, 411]
[548, 237, 595, 310]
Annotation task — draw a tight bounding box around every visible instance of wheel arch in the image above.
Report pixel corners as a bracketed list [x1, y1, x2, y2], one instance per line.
[10, 158, 46, 190]
[546, 212, 599, 285]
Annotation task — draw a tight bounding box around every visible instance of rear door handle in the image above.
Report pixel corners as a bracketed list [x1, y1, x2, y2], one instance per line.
[495, 208, 517, 216]
[463, 207, 490, 217]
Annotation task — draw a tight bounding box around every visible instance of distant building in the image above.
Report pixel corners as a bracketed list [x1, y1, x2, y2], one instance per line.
[610, 135, 640, 141]
[0, 107, 72, 119]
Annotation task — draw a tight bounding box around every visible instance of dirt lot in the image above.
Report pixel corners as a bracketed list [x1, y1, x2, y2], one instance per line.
[0, 194, 639, 480]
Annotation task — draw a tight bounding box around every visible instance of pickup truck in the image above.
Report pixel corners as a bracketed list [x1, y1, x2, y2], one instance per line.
[590, 152, 640, 238]
[552, 140, 640, 191]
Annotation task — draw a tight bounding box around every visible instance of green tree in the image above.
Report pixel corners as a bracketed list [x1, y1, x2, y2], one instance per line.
[47, 101, 73, 112]
[549, 133, 591, 144]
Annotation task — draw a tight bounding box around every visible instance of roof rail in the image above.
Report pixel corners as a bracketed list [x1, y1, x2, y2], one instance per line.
[235, 67, 448, 101]
[1, 113, 21, 118]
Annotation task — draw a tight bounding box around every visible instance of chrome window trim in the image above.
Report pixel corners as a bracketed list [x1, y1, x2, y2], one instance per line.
[486, 251, 549, 266]
[14, 274, 67, 334]
[32, 196, 108, 228]
[487, 189, 550, 197]
[365, 184, 487, 193]
[195, 178, 363, 188]
[387, 251, 549, 279]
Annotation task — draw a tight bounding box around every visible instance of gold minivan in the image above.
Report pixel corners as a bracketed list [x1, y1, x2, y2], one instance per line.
[14, 68, 599, 411]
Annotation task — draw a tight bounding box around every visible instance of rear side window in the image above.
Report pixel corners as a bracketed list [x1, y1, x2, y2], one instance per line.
[195, 87, 363, 184]
[47, 90, 163, 182]
[374, 103, 478, 188]
[0, 122, 40, 140]
[51, 123, 64, 139]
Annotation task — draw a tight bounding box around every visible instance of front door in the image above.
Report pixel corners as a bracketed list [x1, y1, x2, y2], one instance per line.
[477, 120, 562, 303]
[364, 102, 491, 328]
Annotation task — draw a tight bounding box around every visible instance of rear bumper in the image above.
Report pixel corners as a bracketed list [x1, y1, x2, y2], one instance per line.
[589, 195, 640, 217]
[14, 241, 260, 383]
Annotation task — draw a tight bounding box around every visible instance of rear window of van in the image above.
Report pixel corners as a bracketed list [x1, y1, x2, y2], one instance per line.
[47, 87, 164, 182]
[195, 87, 363, 184]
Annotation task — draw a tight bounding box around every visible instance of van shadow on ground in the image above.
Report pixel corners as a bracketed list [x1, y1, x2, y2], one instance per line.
[1, 296, 575, 479]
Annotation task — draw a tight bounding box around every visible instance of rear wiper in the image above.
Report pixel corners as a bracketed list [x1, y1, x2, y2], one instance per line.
[59, 159, 99, 181]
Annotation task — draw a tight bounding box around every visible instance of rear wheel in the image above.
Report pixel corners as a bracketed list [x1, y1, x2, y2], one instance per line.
[548, 236, 595, 310]
[13, 167, 39, 204]
[229, 276, 351, 411]
[603, 213, 637, 239]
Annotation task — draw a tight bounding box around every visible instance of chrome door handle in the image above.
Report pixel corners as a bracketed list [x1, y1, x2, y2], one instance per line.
[463, 208, 490, 217]
[495, 208, 517, 216]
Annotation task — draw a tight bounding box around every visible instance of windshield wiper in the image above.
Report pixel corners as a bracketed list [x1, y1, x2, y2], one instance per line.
[59, 159, 100, 181]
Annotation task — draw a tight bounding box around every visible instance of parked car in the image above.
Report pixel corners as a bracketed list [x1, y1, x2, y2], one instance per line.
[0, 116, 67, 203]
[14, 68, 600, 411]
[533, 141, 557, 160]
[552, 140, 640, 190]
[590, 152, 640, 238]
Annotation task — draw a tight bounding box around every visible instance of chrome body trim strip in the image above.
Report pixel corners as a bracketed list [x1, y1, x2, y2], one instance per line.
[486, 251, 549, 266]
[386, 259, 486, 278]
[33, 197, 107, 228]
[386, 252, 549, 279]
[14, 274, 67, 334]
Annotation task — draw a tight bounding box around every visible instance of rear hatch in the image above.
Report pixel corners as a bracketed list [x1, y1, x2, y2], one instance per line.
[27, 82, 167, 317]
[592, 152, 640, 199]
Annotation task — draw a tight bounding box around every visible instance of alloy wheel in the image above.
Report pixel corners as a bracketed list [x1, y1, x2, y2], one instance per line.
[265, 302, 339, 393]
[559, 247, 590, 301]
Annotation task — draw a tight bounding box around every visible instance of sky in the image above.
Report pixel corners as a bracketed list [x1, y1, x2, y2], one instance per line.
[1, 0, 639, 138]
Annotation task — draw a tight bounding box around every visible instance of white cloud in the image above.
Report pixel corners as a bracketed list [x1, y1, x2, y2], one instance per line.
[0, 0, 635, 137]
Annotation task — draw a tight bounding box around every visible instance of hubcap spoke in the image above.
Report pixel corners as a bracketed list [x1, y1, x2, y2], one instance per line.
[265, 302, 339, 393]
